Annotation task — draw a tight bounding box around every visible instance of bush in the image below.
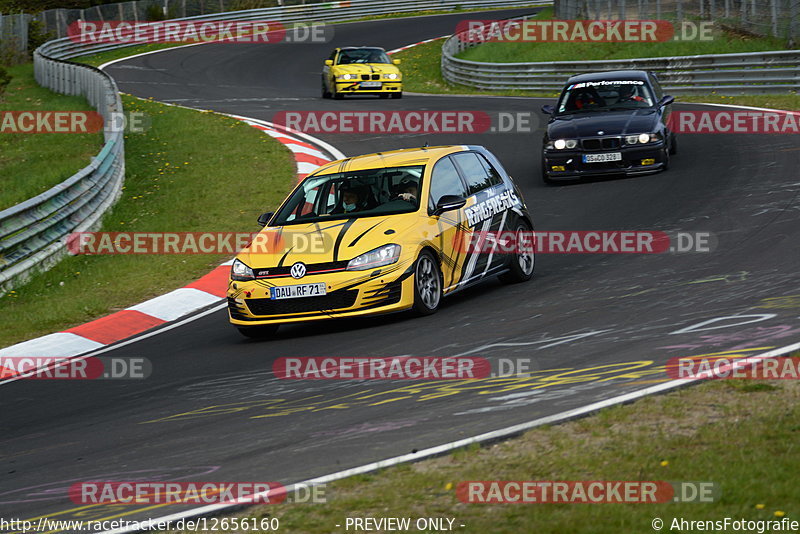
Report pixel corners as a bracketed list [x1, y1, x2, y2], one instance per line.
[27, 18, 54, 53]
[0, 66, 12, 99]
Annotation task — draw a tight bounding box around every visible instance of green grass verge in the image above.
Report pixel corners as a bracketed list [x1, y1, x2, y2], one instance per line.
[0, 95, 295, 349]
[0, 63, 103, 210]
[395, 7, 799, 104]
[212, 375, 799, 533]
[457, 23, 789, 64]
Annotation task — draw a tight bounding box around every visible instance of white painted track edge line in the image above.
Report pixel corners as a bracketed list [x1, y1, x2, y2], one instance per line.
[99, 340, 800, 534]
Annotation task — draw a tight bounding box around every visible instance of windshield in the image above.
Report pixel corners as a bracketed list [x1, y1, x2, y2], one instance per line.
[337, 48, 392, 65]
[557, 80, 655, 114]
[272, 165, 425, 225]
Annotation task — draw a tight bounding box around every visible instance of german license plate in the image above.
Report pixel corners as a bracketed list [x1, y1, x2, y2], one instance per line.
[360, 81, 382, 88]
[270, 283, 327, 300]
[583, 152, 622, 163]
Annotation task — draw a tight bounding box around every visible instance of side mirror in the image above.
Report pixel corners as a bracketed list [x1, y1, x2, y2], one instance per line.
[433, 195, 466, 216]
[541, 104, 555, 114]
[392, 59, 401, 65]
[257, 212, 274, 227]
[324, 59, 333, 66]
[658, 95, 674, 108]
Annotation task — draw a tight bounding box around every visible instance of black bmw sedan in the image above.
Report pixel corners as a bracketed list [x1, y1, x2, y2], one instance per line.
[540, 70, 676, 183]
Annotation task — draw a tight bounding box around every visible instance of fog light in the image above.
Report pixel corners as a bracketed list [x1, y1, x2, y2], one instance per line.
[552, 165, 566, 171]
[641, 159, 655, 165]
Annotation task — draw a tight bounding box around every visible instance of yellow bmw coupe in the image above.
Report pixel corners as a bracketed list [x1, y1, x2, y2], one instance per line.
[322, 46, 402, 99]
[228, 145, 534, 338]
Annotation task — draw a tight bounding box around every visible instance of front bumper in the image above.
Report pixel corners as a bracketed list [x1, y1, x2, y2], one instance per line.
[543, 142, 667, 179]
[227, 259, 414, 326]
[335, 80, 402, 94]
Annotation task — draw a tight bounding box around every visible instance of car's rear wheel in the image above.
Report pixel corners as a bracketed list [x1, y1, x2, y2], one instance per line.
[237, 324, 280, 339]
[499, 220, 535, 284]
[321, 76, 331, 99]
[391, 92, 403, 99]
[412, 250, 442, 315]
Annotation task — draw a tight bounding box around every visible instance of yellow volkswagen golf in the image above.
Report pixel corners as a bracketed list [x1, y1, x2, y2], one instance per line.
[228, 145, 534, 338]
[322, 46, 402, 99]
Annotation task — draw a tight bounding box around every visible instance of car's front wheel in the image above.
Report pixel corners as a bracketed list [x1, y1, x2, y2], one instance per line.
[321, 76, 331, 99]
[412, 250, 442, 315]
[541, 157, 555, 185]
[237, 324, 280, 339]
[499, 220, 535, 284]
[391, 92, 403, 99]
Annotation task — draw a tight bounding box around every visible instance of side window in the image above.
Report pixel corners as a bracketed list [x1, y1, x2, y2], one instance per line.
[649, 74, 663, 101]
[475, 153, 503, 187]
[451, 152, 496, 196]
[428, 157, 467, 213]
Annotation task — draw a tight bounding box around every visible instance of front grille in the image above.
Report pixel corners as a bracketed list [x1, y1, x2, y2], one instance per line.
[581, 137, 621, 151]
[255, 260, 349, 279]
[244, 290, 359, 316]
[359, 74, 380, 81]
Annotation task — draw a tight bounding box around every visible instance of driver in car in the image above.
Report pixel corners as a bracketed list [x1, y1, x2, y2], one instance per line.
[617, 83, 646, 103]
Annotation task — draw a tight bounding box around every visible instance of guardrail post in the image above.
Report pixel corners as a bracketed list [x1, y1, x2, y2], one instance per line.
[771, 0, 779, 36]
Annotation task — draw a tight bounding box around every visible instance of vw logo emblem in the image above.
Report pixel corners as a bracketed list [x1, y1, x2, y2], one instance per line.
[290, 262, 307, 279]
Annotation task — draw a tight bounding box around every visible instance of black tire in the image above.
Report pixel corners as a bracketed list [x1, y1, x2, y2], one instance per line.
[333, 90, 344, 100]
[669, 132, 678, 155]
[412, 250, 442, 316]
[237, 324, 280, 339]
[662, 146, 670, 171]
[498, 220, 535, 284]
[541, 157, 555, 185]
[379, 93, 390, 99]
[391, 92, 403, 99]
[321, 76, 331, 99]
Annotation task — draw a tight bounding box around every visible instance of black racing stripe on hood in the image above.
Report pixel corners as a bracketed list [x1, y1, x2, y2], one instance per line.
[278, 247, 295, 268]
[349, 221, 382, 248]
[333, 218, 357, 261]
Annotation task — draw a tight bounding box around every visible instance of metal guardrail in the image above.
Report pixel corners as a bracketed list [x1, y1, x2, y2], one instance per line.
[0, 46, 125, 294]
[441, 20, 800, 94]
[1, 0, 546, 293]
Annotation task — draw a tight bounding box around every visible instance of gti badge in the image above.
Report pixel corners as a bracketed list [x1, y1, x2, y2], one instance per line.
[290, 262, 307, 279]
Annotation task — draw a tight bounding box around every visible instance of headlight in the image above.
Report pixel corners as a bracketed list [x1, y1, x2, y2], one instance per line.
[626, 133, 657, 145]
[385, 73, 399, 80]
[346, 244, 401, 271]
[550, 139, 576, 150]
[231, 259, 255, 281]
[337, 73, 356, 80]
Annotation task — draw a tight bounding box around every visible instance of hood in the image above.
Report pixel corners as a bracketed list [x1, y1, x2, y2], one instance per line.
[237, 214, 417, 271]
[333, 63, 400, 76]
[547, 109, 658, 139]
